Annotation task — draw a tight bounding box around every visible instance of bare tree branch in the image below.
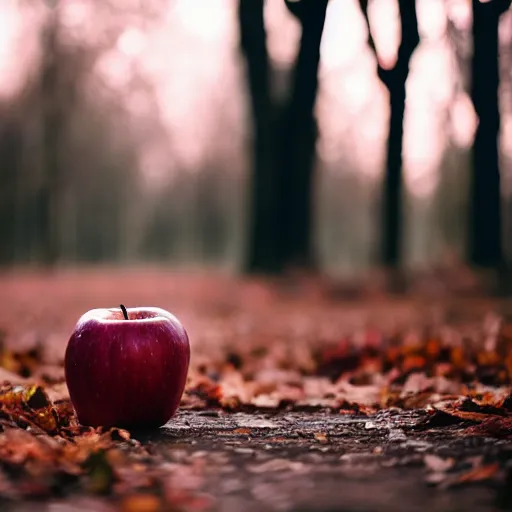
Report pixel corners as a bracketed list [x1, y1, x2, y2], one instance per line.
[491, 0, 512, 16]
[359, 0, 419, 91]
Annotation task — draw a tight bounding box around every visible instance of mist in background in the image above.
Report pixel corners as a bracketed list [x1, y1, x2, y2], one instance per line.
[0, 0, 511, 277]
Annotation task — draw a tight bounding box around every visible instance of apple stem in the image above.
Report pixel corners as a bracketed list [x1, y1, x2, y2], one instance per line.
[120, 304, 129, 320]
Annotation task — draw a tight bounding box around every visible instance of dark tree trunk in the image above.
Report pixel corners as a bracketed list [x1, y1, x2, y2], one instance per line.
[40, 13, 63, 266]
[277, 0, 328, 270]
[381, 82, 406, 268]
[240, 0, 328, 273]
[468, 0, 510, 268]
[360, 0, 419, 268]
[0, 119, 22, 264]
[239, 0, 280, 272]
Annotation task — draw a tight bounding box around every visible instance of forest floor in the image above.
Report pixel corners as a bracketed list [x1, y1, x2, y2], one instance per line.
[0, 267, 512, 511]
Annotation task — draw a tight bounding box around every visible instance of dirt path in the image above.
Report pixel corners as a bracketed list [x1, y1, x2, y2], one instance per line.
[153, 409, 511, 512]
[9, 408, 510, 512]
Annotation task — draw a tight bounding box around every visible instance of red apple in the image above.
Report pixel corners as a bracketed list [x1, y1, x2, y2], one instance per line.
[65, 305, 190, 428]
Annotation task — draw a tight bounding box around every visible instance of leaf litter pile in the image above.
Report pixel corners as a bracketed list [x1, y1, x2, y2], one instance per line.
[1, 270, 512, 511]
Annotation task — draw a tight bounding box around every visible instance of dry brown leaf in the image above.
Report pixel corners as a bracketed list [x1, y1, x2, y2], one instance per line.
[120, 494, 162, 512]
[457, 462, 500, 484]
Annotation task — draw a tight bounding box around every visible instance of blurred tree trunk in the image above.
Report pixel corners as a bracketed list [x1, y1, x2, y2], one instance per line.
[277, 0, 328, 270]
[39, 9, 64, 266]
[468, 0, 510, 268]
[360, 0, 419, 268]
[239, 0, 279, 272]
[0, 120, 22, 263]
[240, 0, 328, 273]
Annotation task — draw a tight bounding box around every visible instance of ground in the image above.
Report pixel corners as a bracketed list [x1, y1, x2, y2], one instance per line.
[0, 268, 512, 511]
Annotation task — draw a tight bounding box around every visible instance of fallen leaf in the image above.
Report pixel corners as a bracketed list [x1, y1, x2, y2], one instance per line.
[457, 462, 500, 484]
[314, 432, 328, 444]
[464, 417, 512, 439]
[424, 454, 455, 473]
[121, 494, 162, 512]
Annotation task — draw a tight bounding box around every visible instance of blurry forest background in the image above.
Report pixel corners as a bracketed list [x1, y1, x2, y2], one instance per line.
[0, 0, 511, 278]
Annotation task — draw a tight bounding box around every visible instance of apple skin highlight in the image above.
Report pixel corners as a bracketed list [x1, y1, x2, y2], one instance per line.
[65, 306, 190, 429]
